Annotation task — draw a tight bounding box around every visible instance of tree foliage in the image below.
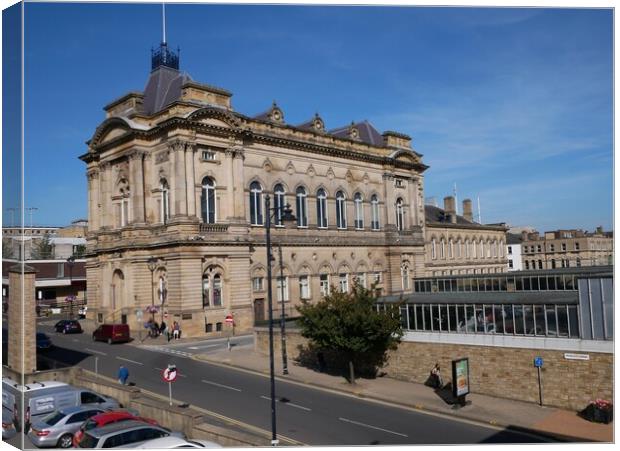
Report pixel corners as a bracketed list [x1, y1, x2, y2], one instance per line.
[73, 244, 86, 258]
[296, 283, 402, 381]
[31, 233, 55, 259]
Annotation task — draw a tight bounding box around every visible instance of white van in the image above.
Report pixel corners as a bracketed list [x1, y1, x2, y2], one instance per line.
[2, 377, 119, 430]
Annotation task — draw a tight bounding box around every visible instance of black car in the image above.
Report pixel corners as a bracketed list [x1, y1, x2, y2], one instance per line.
[54, 319, 83, 334]
[36, 332, 53, 350]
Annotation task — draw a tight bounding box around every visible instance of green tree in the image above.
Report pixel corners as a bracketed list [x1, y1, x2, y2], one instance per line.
[296, 283, 403, 383]
[31, 233, 55, 259]
[73, 244, 86, 258]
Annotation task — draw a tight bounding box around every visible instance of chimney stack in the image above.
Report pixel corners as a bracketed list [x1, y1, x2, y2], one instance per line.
[521, 230, 529, 241]
[443, 196, 457, 224]
[462, 199, 473, 222]
[596, 226, 603, 235]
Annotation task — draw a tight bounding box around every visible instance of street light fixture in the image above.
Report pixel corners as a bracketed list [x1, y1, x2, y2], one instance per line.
[264, 194, 296, 446]
[147, 257, 158, 322]
[67, 256, 75, 318]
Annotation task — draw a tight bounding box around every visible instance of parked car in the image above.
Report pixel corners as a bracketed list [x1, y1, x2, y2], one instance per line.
[28, 406, 106, 448]
[78, 306, 88, 319]
[2, 410, 17, 440]
[92, 324, 131, 344]
[36, 332, 53, 351]
[132, 436, 223, 448]
[54, 319, 83, 334]
[73, 410, 157, 447]
[76, 420, 183, 448]
[2, 377, 120, 429]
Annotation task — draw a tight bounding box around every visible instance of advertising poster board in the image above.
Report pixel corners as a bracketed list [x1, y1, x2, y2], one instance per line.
[452, 357, 470, 399]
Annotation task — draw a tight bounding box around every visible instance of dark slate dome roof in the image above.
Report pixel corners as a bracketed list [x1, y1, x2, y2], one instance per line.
[143, 66, 193, 116]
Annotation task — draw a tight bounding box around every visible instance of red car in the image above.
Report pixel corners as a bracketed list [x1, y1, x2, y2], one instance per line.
[72, 410, 157, 447]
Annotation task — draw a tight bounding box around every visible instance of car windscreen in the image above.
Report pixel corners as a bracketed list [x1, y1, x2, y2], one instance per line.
[41, 411, 65, 426]
[82, 418, 98, 431]
[78, 432, 98, 448]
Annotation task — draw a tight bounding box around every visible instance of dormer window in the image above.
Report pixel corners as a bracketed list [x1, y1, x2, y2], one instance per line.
[394, 179, 404, 188]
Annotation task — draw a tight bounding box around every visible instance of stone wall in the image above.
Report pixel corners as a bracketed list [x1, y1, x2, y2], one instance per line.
[254, 329, 612, 411]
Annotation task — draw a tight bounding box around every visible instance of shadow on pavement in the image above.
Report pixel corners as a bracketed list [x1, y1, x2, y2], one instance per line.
[479, 424, 593, 443]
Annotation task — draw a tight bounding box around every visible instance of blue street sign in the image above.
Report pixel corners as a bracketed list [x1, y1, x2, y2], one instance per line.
[534, 357, 543, 368]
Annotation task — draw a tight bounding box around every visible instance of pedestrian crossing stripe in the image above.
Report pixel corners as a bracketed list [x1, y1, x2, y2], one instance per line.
[143, 345, 193, 358]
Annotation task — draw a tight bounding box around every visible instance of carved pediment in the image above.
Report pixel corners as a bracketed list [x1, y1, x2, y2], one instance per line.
[196, 117, 234, 129]
[100, 127, 129, 144]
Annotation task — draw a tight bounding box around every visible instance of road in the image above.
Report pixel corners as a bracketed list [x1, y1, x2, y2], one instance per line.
[31, 320, 550, 446]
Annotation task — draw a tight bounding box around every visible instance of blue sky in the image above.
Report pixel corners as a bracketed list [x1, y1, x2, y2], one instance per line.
[4, 3, 613, 232]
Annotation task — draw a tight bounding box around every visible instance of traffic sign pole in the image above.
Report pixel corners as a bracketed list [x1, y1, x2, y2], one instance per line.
[168, 381, 172, 406]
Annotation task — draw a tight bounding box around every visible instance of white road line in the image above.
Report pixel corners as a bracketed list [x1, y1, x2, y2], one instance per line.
[187, 344, 219, 350]
[338, 417, 408, 437]
[202, 379, 242, 392]
[260, 396, 311, 411]
[116, 357, 144, 365]
[84, 348, 107, 356]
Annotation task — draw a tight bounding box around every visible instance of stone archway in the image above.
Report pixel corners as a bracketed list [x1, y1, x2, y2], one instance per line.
[111, 269, 125, 310]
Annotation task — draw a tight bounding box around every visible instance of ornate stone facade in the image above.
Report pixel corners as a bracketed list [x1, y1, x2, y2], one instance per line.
[80, 45, 430, 337]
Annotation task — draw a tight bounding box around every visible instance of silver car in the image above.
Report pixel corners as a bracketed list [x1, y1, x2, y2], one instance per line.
[76, 420, 183, 448]
[2, 410, 16, 440]
[28, 406, 105, 448]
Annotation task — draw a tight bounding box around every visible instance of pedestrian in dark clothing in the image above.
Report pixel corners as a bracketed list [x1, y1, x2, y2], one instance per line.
[118, 365, 129, 385]
[431, 363, 443, 389]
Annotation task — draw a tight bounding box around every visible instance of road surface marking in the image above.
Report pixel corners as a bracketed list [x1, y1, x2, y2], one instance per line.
[116, 357, 143, 365]
[85, 348, 107, 356]
[260, 396, 311, 411]
[338, 417, 408, 437]
[202, 379, 242, 392]
[187, 344, 219, 350]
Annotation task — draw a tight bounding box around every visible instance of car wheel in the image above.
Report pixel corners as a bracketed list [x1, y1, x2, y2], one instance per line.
[58, 433, 73, 448]
[107, 338, 112, 344]
[62, 329, 67, 334]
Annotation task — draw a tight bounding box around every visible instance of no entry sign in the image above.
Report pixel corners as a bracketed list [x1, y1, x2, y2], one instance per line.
[225, 314, 234, 325]
[162, 365, 178, 383]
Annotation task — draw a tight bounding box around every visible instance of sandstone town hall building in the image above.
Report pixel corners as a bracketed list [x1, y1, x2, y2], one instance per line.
[80, 41, 500, 337]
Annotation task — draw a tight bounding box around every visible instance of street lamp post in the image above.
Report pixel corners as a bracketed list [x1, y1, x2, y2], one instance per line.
[264, 194, 295, 446]
[158, 276, 168, 324]
[147, 257, 158, 323]
[67, 256, 75, 319]
[277, 243, 289, 375]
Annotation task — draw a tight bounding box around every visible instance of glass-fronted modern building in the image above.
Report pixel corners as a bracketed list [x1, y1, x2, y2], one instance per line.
[378, 266, 612, 341]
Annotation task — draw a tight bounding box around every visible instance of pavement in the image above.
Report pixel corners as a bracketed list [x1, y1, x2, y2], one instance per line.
[189, 342, 613, 444]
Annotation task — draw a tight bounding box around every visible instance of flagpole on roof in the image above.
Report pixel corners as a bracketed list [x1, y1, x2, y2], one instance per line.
[162, 3, 166, 45]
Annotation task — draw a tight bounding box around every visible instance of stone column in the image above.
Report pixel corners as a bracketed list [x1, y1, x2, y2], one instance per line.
[99, 162, 111, 228]
[143, 152, 154, 223]
[222, 148, 234, 221]
[128, 151, 145, 223]
[87, 169, 100, 231]
[8, 264, 37, 374]
[383, 172, 395, 228]
[408, 176, 418, 228]
[173, 140, 188, 216]
[185, 144, 197, 218]
[231, 147, 246, 221]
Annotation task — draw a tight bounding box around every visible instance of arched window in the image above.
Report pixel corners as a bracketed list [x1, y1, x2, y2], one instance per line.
[336, 191, 347, 229]
[201, 177, 216, 224]
[296, 186, 308, 227]
[499, 241, 504, 257]
[116, 180, 131, 228]
[370, 194, 380, 230]
[396, 198, 404, 231]
[354, 193, 364, 229]
[160, 179, 170, 223]
[465, 240, 470, 258]
[478, 240, 484, 258]
[448, 239, 454, 258]
[273, 184, 285, 226]
[440, 239, 446, 259]
[316, 188, 328, 228]
[249, 181, 263, 225]
[401, 264, 410, 291]
[203, 269, 223, 308]
[492, 240, 497, 258]
[431, 239, 437, 259]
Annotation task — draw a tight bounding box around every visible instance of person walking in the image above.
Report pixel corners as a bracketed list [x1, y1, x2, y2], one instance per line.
[117, 365, 129, 385]
[173, 321, 180, 340]
[431, 363, 443, 389]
